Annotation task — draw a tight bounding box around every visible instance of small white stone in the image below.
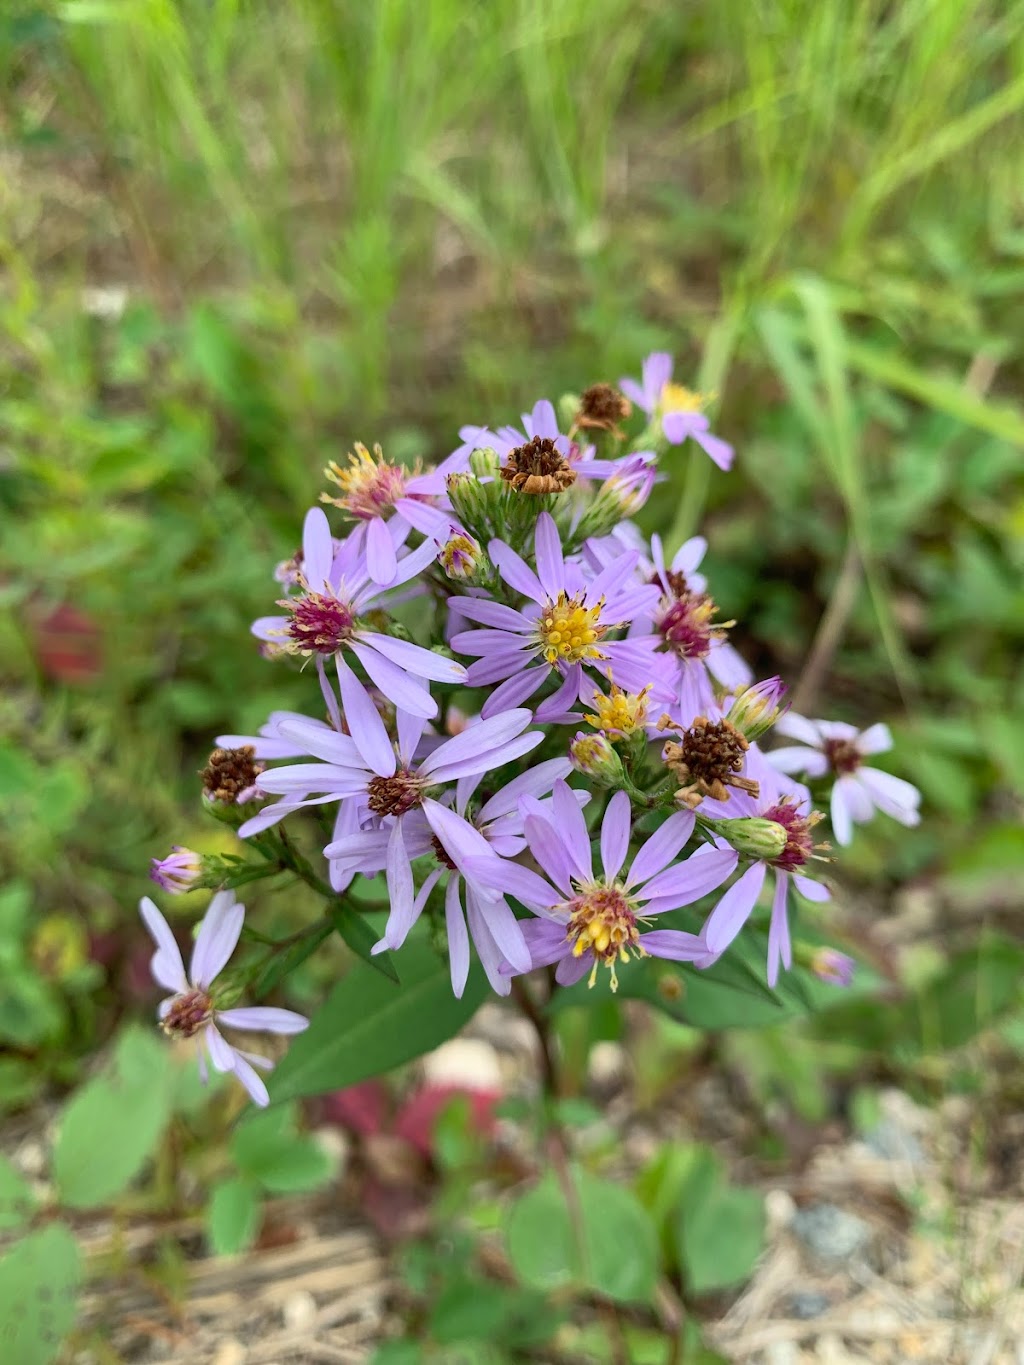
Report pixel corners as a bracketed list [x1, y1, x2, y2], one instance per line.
[423, 1038, 502, 1091]
[282, 1289, 317, 1331]
[312, 1125, 349, 1172]
[765, 1187, 797, 1232]
[210, 1341, 246, 1365]
[587, 1042, 628, 1087]
[81, 285, 129, 320]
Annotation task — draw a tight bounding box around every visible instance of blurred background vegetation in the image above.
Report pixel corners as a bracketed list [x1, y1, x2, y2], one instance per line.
[1, 0, 1023, 1092]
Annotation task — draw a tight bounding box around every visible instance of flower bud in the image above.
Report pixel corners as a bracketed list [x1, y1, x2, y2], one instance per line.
[704, 816, 788, 861]
[602, 453, 656, 516]
[725, 677, 788, 743]
[584, 682, 650, 739]
[810, 948, 855, 987]
[150, 846, 203, 894]
[569, 732, 626, 787]
[437, 528, 484, 581]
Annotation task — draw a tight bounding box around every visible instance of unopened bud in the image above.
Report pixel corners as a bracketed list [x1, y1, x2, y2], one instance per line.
[704, 816, 788, 861]
[726, 677, 788, 743]
[809, 948, 855, 987]
[602, 453, 656, 516]
[584, 682, 650, 739]
[437, 528, 484, 581]
[149, 846, 203, 894]
[569, 732, 626, 787]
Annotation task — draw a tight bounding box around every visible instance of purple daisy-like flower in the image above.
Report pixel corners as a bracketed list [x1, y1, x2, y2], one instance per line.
[766, 714, 921, 846]
[322, 441, 471, 584]
[631, 532, 751, 723]
[139, 891, 308, 1106]
[149, 846, 202, 894]
[450, 512, 661, 720]
[252, 508, 465, 719]
[465, 782, 736, 990]
[326, 756, 576, 997]
[249, 661, 543, 926]
[698, 748, 831, 987]
[619, 352, 734, 471]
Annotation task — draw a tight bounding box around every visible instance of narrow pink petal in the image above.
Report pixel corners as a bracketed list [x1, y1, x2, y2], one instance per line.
[362, 632, 466, 684]
[702, 861, 766, 955]
[423, 798, 492, 867]
[857, 723, 892, 756]
[638, 844, 738, 911]
[628, 810, 696, 888]
[534, 512, 565, 600]
[447, 597, 531, 631]
[349, 640, 437, 719]
[694, 428, 734, 471]
[477, 757, 572, 822]
[479, 666, 547, 718]
[420, 708, 531, 776]
[792, 874, 830, 903]
[445, 878, 471, 998]
[426, 730, 543, 783]
[618, 376, 648, 411]
[488, 540, 546, 604]
[190, 891, 244, 989]
[302, 506, 334, 589]
[766, 872, 790, 988]
[600, 790, 631, 881]
[552, 780, 592, 882]
[365, 515, 398, 585]
[476, 896, 531, 974]
[335, 656, 395, 777]
[216, 1007, 309, 1035]
[139, 897, 188, 994]
[522, 810, 575, 896]
[276, 717, 361, 765]
[382, 820, 418, 950]
[639, 929, 709, 962]
[463, 854, 559, 911]
[232, 1051, 270, 1106]
[205, 1025, 237, 1073]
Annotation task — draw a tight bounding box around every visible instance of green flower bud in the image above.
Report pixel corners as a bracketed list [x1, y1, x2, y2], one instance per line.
[703, 816, 788, 861]
[725, 677, 788, 743]
[569, 732, 626, 788]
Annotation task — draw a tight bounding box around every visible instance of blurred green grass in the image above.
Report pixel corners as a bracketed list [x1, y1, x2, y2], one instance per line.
[1, 0, 1023, 1064]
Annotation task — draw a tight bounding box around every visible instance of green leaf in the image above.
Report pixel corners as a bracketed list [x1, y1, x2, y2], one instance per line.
[331, 904, 399, 983]
[429, 1277, 562, 1349]
[0, 1223, 81, 1364]
[676, 1152, 765, 1295]
[231, 1104, 336, 1193]
[268, 938, 488, 1102]
[0, 1155, 36, 1230]
[505, 1168, 659, 1304]
[251, 918, 335, 999]
[53, 1026, 173, 1208]
[206, 1177, 262, 1257]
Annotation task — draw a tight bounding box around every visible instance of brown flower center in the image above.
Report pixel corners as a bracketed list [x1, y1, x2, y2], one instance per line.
[284, 590, 355, 655]
[431, 835, 458, 870]
[201, 746, 264, 804]
[823, 737, 861, 775]
[161, 988, 213, 1039]
[499, 436, 577, 495]
[576, 383, 631, 432]
[660, 716, 759, 809]
[367, 770, 424, 817]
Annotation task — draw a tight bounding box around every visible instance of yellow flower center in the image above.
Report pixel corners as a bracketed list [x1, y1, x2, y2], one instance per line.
[660, 382, 707, 415]
[566, 884, 645, 991]
[537, 592, 607, 666]
[322, 442, 409, 520]
[585, 682, 650, 737]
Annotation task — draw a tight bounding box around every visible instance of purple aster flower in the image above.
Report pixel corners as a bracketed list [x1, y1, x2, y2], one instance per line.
[811, 947, 855, 987]
[766, 714, 921, 847]
[465, 782, 736, 990]
[249, 660, 543, 914]
[150, 846, 202, 894]
[449, 512, 661, 720]
[252, 508, 466, 719]
[326, 757, 576, 997]
[321, 441, 470, 584]
[698, 748, 831, 987]
[631, 532, 751, 724]
[139, 891, 308, 1106]
[619, 352, 734, 471]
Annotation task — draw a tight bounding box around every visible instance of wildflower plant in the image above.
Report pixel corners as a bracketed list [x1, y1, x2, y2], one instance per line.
[141, 356, 921, 1109]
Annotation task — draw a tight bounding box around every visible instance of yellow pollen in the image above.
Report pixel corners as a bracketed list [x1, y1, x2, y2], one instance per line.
[321, 442, 409, 518]
[537, 592, 607, 666]
[585, 682, 650, 737]
[660, 382, 708, 415]
[566, 884, 646, 993]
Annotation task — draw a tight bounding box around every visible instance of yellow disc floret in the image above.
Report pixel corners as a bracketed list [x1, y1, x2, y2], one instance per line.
[566, 884, 646, 991]
[585, 681, 650, 738]
[660, 382, 709, 415]
[536, 592, 607, 666]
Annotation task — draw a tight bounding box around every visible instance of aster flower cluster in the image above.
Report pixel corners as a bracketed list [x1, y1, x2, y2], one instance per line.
[144, 356, 921, 1105]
